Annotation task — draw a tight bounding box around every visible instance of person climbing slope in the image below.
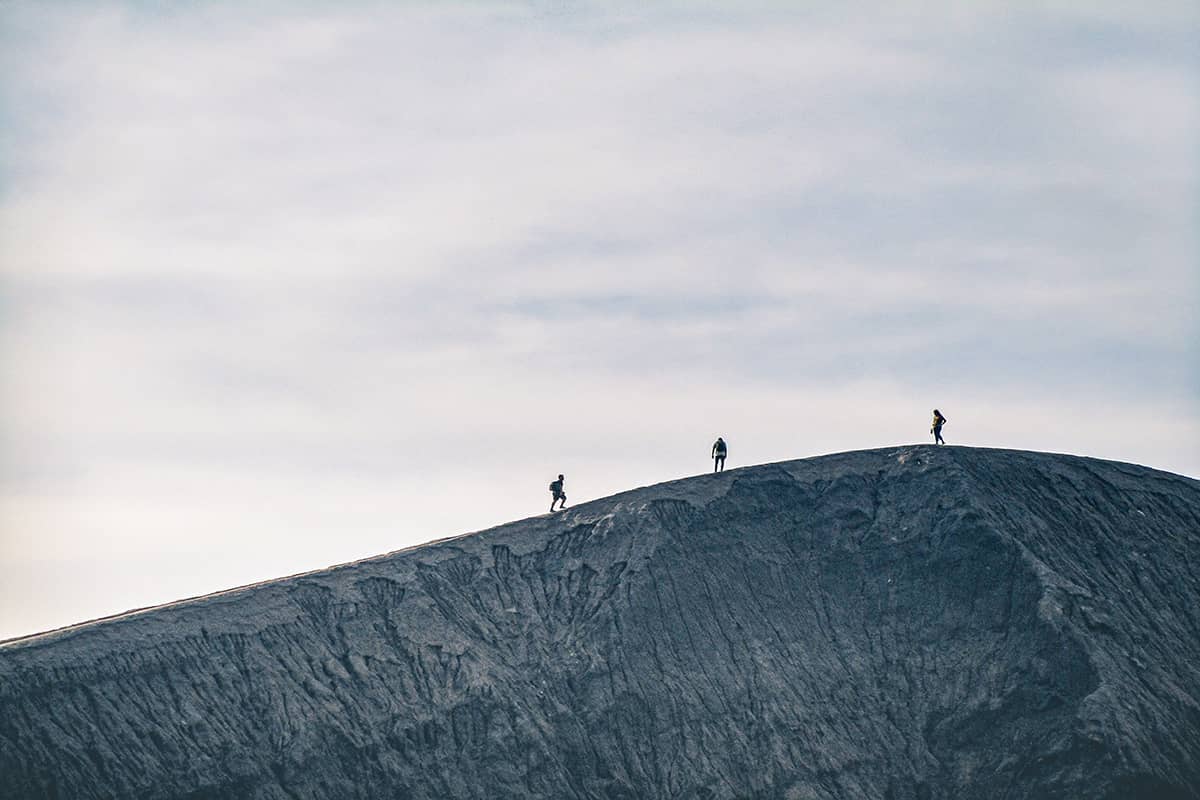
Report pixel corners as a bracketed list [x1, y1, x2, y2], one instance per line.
[931, 410, 947, 445]
[712, 437, 727, 472]
[549, 474, 567, 512]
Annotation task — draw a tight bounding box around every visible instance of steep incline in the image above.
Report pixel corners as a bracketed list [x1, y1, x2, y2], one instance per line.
[2, 447, 1199, 799]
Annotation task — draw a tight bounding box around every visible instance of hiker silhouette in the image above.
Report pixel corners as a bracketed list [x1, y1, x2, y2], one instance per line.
[549, 474, 566, 511]
[712, 437, 727, 472]
[931, 410, 947, 445]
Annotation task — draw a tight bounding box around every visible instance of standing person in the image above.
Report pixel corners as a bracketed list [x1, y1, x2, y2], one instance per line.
[931, 410, 947, 445]
[712, 437, 727, 472]
[549, 474, 567, 512]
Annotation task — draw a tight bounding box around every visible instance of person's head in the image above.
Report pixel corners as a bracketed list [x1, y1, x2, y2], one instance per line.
[558, 474, 564, 481]
[933, 409, 940, 415]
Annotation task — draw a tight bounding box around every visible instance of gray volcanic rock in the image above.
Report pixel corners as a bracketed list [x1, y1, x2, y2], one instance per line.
[2, 446, 1199, 799]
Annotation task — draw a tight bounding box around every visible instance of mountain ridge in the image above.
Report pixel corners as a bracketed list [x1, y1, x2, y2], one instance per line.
[3, 445, 1183, 649]
[3, 445, 1198, 799]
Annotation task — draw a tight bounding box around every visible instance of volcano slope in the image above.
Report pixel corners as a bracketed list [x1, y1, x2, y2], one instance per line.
[2, 447, 1199, 800]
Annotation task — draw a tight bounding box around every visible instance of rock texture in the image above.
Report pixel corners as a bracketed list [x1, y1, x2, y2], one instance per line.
[2, 446, 1200, 799]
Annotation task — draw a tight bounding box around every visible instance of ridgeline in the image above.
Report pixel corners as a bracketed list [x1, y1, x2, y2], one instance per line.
[2, 446, 1199, 799]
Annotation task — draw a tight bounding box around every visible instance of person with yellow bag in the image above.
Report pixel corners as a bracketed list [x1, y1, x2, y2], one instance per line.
[931, 410, 947, 445]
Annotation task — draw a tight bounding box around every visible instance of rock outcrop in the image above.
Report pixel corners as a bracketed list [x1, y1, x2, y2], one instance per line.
[2, 446, 1199, 799]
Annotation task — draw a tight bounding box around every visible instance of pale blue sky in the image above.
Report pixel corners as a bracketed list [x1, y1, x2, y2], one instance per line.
[1, 1, 1197, 639]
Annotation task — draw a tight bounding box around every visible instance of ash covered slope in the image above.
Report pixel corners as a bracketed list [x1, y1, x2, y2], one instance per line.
[2, 447, 1199, 800]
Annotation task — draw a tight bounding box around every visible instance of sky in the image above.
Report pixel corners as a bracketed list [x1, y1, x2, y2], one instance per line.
[1, 1, 1197, 640]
